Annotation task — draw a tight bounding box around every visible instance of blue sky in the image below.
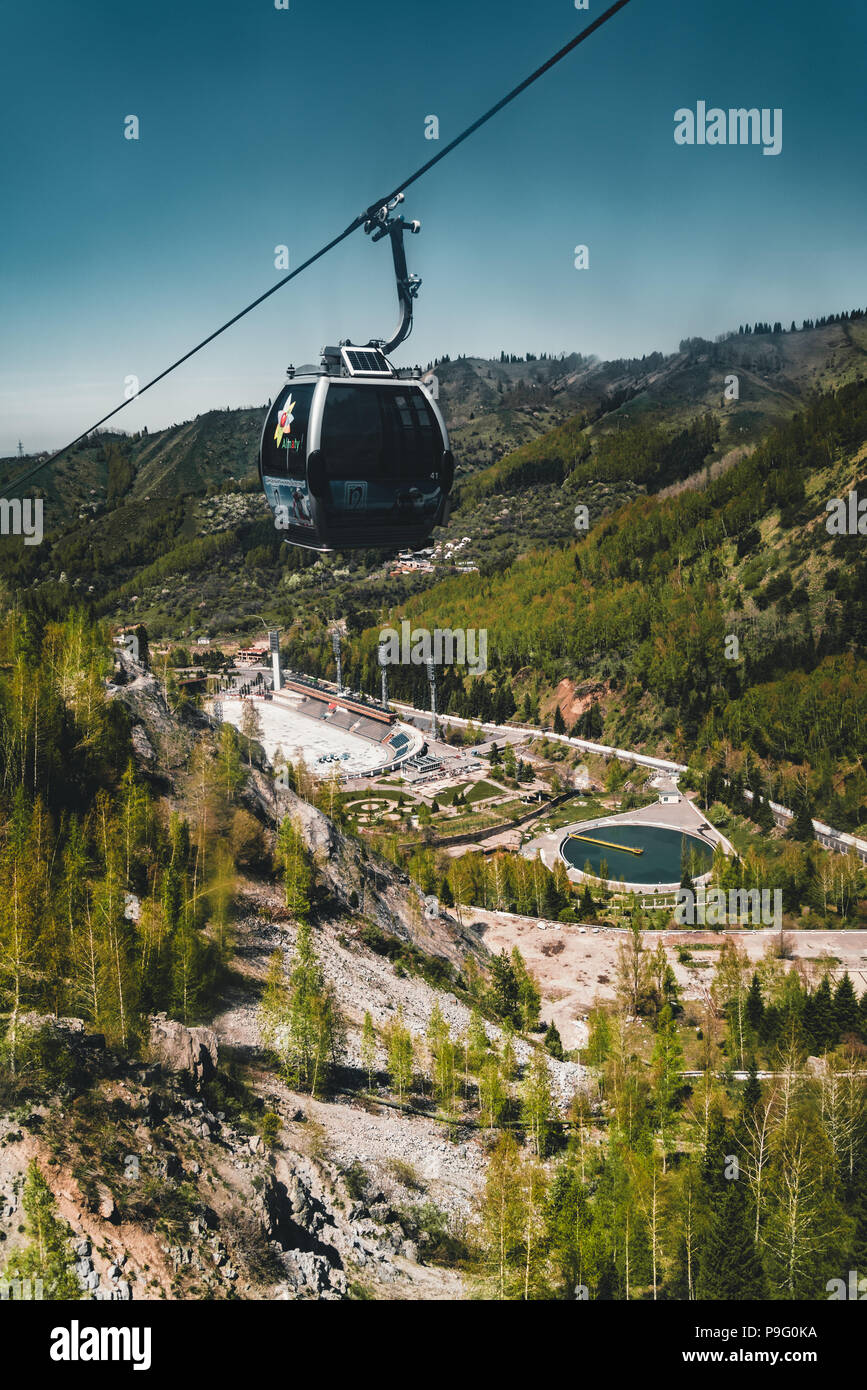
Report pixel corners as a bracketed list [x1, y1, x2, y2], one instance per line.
[1, 0, 865, 455]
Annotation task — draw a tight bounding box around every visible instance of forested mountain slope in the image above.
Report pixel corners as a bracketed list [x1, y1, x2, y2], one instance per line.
[348, 379, 867, 832]
[1, 313, 866, 701]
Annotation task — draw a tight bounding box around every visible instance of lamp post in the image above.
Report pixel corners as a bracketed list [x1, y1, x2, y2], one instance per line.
[378, 642, 389, 707]
[426, 657, 438, 741]
[332, 629, 343, 695]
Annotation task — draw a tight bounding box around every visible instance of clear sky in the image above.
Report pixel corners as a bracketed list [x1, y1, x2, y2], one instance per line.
[1, 0, 865, 456]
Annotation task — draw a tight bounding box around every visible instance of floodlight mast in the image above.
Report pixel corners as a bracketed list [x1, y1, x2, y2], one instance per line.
[426, 657, 438, 740]
[363, 194, 422, 355]
[378, 644, 390, 707]
[332, 630, 343, 695]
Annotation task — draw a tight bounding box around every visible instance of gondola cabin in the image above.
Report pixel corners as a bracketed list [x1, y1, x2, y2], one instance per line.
[259, 345, 454, 552]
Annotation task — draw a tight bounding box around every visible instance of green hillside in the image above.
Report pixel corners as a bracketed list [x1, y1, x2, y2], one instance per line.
[2, 310, 867, 663]
[350, 378, 867, 833]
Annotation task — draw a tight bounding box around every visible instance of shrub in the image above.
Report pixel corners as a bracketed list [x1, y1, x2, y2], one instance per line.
[342, 1159, 370, 1202]
[259, 1111, 281, 1149]
[386, 1158, 425, 1192]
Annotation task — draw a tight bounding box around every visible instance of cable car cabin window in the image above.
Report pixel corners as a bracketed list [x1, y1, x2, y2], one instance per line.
[261, 384, 315, 479]
[322, 385, 441, 486]
[384, 389, 439, 479]
[322, 386, 384, 480]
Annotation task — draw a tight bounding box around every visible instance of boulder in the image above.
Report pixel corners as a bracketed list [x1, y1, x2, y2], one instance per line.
[130, 724, 155, 763]
[281, 1249, 336, 1294]
[18, 1014, 105, 1055]
[97, 1189, 118, 1222]
[805, 1055, 829, 1078]
[148, 1014, 218, 1086]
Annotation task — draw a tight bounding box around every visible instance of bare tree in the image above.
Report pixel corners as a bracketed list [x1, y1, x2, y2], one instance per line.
[738, 1086, 778, 1242]
[615, 919, 650, 1016]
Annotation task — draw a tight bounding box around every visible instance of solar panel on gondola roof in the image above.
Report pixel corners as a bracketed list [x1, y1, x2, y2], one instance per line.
[343, 348, 391, 375]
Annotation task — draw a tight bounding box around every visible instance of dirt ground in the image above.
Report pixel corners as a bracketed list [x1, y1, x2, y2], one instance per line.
[469, 908, 867, 1050]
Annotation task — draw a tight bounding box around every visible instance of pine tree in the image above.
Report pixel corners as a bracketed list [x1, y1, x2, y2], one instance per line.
[92, 849, 139, 1045]
[276, 816, 312, 922]
[615, 920, 650, 1016]
[834, 973, 860, 1041]
[1, 1161, 80, 1299]
[239, 699, 263, 766]
[260, 949, 288, 1057]
[170, 900, 207, 1025]
[500, 1021, 517, 1081]
[385, 1005, 414, 1104]
[219, 722, 244, 802]
[488, 950, 521, 1024]
[262, 926, 344, 1096]
[666, 1159, 702, 1300]
[544, 1161, 602, 1296]
[584, 1006, 612, 1065]
[511, 947, 541, 1030]
[695, 1185, 767, 1299]
[807, 976, 835, 1052]
[479, 1049, 507, 1127]
[521, 1049, 553, 1156]
[745, 972, 765, 1034]
[0, 791, 44, 1072]
[754, 794, 775, 832]
[651, 1003, 684, 1166]
[788, 792, 815, 842]
[476, 1133, 525, 1299]
[741, 1061, 762, 1116]
[427, 1000, 456, 1111]
[544, 1021, 564, 1060]
[466, 1008, 489, 1074]
[518, 1152, 549, 1300]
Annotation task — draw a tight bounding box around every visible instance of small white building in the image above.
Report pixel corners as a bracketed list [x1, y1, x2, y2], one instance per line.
[656, 777, 682, 804]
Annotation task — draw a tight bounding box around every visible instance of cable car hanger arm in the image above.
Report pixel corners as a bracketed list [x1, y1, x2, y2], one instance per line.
[362, 193, 422, 355]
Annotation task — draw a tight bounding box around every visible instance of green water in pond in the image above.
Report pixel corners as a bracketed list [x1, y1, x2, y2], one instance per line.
[561, 823, 713, 885]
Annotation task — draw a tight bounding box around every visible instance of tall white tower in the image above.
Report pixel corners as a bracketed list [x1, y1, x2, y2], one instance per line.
[269, 630, 282, 692]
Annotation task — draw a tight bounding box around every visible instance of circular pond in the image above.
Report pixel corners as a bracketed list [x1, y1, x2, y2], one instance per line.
[560, 822, 713, 886]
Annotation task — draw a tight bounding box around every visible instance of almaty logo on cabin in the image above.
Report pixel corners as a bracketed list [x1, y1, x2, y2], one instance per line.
[274, 394, 296, 448]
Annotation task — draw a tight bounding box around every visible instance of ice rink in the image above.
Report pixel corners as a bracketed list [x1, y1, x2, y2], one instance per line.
[218, 696, 394, 777]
